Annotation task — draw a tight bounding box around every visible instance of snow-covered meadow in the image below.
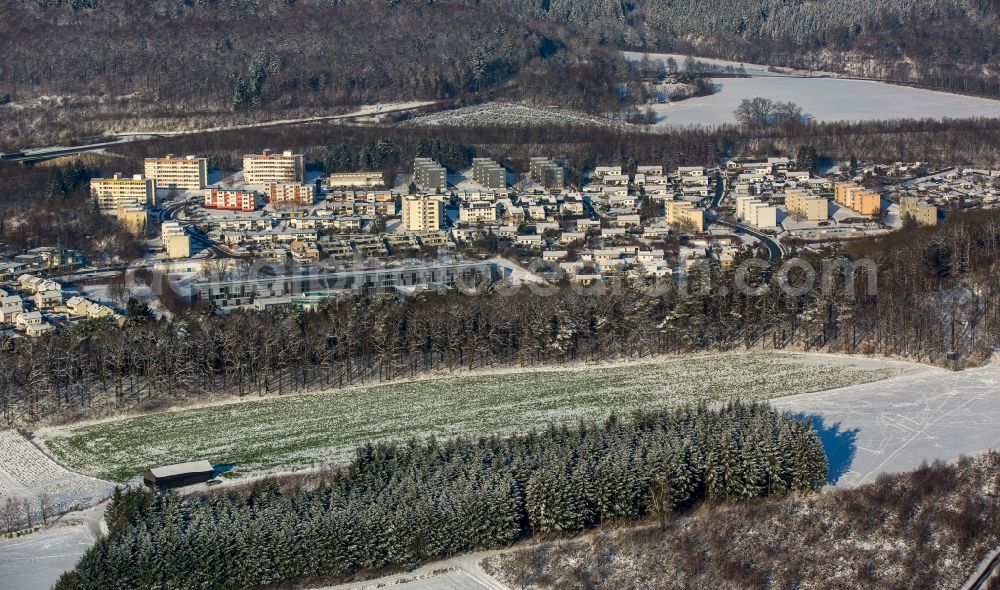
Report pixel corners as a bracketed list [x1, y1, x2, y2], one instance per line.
[0, 431, 114, 528]
[649, 77, 1000, 126]
[38, 353, 899, 482]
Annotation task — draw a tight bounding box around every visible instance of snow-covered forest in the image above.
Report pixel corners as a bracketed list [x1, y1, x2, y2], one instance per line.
[52, 403, 826, 589]
[3, 0, 999, 146]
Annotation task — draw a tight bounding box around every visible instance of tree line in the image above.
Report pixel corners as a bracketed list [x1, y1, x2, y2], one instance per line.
[54, 403, 826, 590]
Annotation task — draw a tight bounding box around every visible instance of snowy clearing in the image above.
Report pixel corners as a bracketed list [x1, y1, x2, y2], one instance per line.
[650, 77, 1000, 126]
[773, 361, 1000, 486]
[0, 505, 104, 590]
[403, 103, 632, 129]
[0, 430, 115, 527]
[37, 353, 900, 482]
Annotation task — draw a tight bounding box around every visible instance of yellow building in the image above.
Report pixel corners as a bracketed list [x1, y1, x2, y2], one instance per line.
[91, 174, 156, 210]
[114, 204, 148, 235]
[401, 195, 446, 231]
[785, 188, 829, 221]
[143, 154, 208, 190]
[243, 149, 305, 185]
[835, 182, 881, 216]
[899, 196, 938, 226]
[664, 200, 705, 231]
[162, 221, 191, 259]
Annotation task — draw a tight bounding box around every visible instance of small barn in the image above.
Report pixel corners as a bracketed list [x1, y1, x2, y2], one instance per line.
[143, 460, 215, 489]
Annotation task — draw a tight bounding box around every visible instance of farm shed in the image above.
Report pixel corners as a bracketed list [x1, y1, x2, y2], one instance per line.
[143, 460, 214, 489]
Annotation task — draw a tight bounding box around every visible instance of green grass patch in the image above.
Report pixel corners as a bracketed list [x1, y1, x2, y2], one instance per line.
[40, 353, 900, 482]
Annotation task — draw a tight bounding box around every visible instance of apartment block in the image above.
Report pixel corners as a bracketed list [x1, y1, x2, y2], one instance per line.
[327, 172, 385, 188]
[143, 154, 208, 190]
[162, 221, 191, 259]
[459, 200, 498, 224]
[91, 174, 156, 210]
[266, 182, 315, 205]
[413, 158, 448, 192]
[529, 157, 565, 189]
[243, 149, 305, 185]
[785, 188, 829, 221]
[115, 204, 148, 235]
[664, 200, 705, 231]
[471, 158, 507, 189]
[736, 196, 778, 228]
[401, 195, 446, 231]
[834, 182, 882, 215]
[204, 188, 263, 212]
[899, 196, 938, 226]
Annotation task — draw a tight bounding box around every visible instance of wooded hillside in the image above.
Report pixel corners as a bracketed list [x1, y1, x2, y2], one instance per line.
[2, 0, 998, 146]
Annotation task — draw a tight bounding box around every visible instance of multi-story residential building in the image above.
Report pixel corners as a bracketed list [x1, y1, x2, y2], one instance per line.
[327, 172, 385, 188]
[529, 157, 565, 189]
[115, 204, 149, 235]
[736, 196, 778, 228]
[413, 158, 447, 192]
[664, 200, 705, 231]
[834, 182, 882, 216]
[637, 165, 664, 176]
[401, 195, 446, 231]
[143, 154, 208, 190]
[91, 174, 156, 210]
[899, 196, 939, 226]
[785, 188, 829, 221]
[162, 221, 191, 259]
[459, 201, 498, 224]
[266, 182, 316, 205]
[471, 158, 507, 189]
[204, 188, 263, 212]
[243, 149, 305, 185]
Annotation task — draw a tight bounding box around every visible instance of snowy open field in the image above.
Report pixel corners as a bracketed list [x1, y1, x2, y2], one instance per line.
[36, 353, 899, 482]
[0, 506, 103, 590]
[774, 360, 1000, 487]
[0, 431, 114, 526]
[650, 77, 1000, 126]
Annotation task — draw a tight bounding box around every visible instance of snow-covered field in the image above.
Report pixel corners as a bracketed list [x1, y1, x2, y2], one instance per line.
[37, 353, 899, 482]
[773, 360, 1000, 487]
[0, 504, 104, 590]
[404, 103, 630, 129]
[650, 76, 1000, 126]
[0, 431, 114, 528]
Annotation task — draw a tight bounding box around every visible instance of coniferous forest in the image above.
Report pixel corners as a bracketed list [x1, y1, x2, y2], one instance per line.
[53, 403, 827, 590]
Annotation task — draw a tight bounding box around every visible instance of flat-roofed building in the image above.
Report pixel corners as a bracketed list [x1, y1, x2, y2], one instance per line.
[115, 203, 149, 235]
[162, 221, 191, 259]
[835, 182, 882, 216]
[471, 158, 507, 189]
[91, 174, 156, 210]
[785, 188, 829, 221]
[204, 188, 263, 212]
[900, 196, 938, 226]
[459, 200, 498, 224]
[243, 149, 305, 185]
[327, 172, 384, 188]
[529, 157, 565, 189]
[413, 158, 447, 192]
[266, 182, 315, 205]
[143, 154, 208, 190]
[664, 200, 705, 231]
[402, 195, 446, 231]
